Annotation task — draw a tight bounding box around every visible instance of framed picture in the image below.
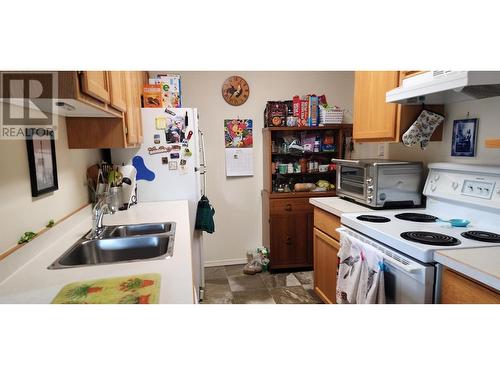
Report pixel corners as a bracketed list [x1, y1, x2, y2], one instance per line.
[26, 129, 58, 197]
[451, 118, 478, 157]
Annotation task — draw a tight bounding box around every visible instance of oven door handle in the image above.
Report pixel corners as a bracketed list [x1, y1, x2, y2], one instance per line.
[336, 227, 422, 273]
[331, 158, 360, 164]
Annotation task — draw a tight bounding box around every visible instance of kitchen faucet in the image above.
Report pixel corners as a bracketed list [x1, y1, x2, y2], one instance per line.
[86, 196, 114, 239]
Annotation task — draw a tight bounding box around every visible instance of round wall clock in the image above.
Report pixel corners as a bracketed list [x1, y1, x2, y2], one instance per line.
[222, 75, 250, 106]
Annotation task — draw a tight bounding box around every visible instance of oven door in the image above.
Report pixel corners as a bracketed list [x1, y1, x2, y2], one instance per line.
[336, 164, 366, 201]
[338, 227, 435, 304]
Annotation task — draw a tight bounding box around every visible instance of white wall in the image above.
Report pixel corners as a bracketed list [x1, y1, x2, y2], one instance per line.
[0, 113, 101, 253]
[174, 71, 356, 265]
[388, 96, 500, 165]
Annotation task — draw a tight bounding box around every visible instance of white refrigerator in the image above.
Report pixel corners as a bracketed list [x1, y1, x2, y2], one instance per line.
[112, 108, 206, 301]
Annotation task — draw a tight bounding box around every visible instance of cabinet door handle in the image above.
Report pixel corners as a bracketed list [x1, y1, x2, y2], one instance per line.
[285, 204, 292, 211]
[285, 236, 292, 245]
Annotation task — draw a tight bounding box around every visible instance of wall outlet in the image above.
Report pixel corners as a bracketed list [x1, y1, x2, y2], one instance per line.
[378, 144, 385, 157]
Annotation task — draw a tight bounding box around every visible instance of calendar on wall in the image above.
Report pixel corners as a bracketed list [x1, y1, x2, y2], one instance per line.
[224, 119, 253, 177]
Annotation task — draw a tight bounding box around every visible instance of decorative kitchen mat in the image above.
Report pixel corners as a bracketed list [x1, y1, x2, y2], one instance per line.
[51, 273, 161, 304]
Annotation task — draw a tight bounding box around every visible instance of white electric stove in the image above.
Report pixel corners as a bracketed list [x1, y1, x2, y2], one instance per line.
[339, 162, 500, 303]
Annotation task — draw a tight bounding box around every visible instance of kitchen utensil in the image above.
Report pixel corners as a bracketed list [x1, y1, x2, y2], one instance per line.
[437, 218, 470, 227]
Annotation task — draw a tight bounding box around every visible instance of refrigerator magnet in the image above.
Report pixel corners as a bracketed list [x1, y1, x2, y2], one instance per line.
[184, 148, 192, 157]
[148, 146, 169, 155]
[179, 162, 188, 175]
[182, 140, 189, 147]
[186, 130, 193, 140]
[162, 157, 169, 165]
[172, 144, 181, 151]
[155, 116, 168, 130]
[170, 152, 180, 159]
[154, 134, 161, 144]
[168, 161, 178, 170]
[180, 159, 187, 166]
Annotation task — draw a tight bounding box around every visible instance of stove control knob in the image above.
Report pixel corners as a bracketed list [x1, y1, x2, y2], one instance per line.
[434, 174, 440, 181]
[452, 181, 459, 190]
[366, 178, 373, 184]
[367, 186, 374, 193]
[367, 195, 373, 203]
[431, 185, 437, 192]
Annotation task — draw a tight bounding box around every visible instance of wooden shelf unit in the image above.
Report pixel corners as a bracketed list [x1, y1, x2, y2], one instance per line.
[262, 124, 352, 271]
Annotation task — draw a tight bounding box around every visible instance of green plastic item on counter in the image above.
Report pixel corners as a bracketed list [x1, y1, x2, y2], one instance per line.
[18, 231, 37, 244]
[46, 219, 55, 228]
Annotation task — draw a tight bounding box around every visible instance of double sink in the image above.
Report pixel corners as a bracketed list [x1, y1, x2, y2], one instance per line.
[48, 222, 176, 270]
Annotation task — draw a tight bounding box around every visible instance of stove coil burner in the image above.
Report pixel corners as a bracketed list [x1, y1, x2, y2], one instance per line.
[356, 215, 391, 223]
[461, 231, 500, 243]
[400, 231, 461, 246]
[395, 213, 438, 222]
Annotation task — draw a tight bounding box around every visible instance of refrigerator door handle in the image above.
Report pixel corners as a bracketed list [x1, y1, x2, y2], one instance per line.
[198, 129, 207, 196]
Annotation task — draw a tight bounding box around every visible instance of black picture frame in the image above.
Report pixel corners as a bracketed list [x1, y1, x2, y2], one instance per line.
[26, 128, 58, 197]
[451, 118, 478, 157]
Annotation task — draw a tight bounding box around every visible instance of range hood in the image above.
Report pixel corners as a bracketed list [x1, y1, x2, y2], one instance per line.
[386, 71, 500, 104]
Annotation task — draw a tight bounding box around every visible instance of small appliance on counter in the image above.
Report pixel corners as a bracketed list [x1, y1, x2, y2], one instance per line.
[332, 159, 423, 208]
[118, 164, 137, 210]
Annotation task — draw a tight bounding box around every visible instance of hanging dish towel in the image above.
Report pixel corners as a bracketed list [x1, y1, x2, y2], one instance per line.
[336, 232, 363, 304]
[402, 109, 445, 149]
[356, 241, 386, 304]
[195, 195, 215, 234]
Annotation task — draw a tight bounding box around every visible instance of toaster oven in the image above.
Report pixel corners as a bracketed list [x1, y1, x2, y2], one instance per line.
[332, 159, 424, 208]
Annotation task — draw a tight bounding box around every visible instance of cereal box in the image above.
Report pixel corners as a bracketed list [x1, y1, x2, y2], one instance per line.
[143, 84, 163, 108]
[149, 73, 182, 108]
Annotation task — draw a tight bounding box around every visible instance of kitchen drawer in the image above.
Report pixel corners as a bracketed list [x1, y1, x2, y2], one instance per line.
[313, 208, 341, 241]
[270, 198, 312, 215]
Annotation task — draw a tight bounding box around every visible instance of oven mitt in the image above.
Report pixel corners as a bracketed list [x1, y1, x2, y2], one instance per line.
[402, 109, 445, 150]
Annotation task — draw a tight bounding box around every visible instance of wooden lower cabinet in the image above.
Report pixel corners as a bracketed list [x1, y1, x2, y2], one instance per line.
[312, 207, 342, 304]
[262, 194, 314, 270]
[441, 267, 500, 304]
[313, 228, 340, 304]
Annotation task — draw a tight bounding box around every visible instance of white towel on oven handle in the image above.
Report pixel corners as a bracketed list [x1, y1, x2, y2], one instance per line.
[336, 231, 363, 304]
[356, 240, 386, 304]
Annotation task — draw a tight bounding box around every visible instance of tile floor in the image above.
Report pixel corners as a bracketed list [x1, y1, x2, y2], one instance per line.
[202, 264, 323, 304]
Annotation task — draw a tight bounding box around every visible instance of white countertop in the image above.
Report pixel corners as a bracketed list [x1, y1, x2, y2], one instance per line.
[309, 197, 372, 217]
[0, 201, 195, 304]
[434, 248, 500, 291]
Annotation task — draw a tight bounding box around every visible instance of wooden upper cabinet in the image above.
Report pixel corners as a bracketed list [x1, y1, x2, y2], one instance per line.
[108, 71, 127, 112]
[80, 71, 111, 104]
[123, 71, 143, 146]
[353, 71, 400, 141]
[353, 70, 444, 143]
[67, 71, 145, 149]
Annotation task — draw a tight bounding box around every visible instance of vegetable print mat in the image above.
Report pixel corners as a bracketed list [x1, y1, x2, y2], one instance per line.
[51, 273, 161, 304]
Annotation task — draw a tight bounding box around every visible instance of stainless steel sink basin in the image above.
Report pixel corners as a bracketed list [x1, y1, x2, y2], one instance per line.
[48, 222, 176, 270]
[103, 222, 173, 238]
